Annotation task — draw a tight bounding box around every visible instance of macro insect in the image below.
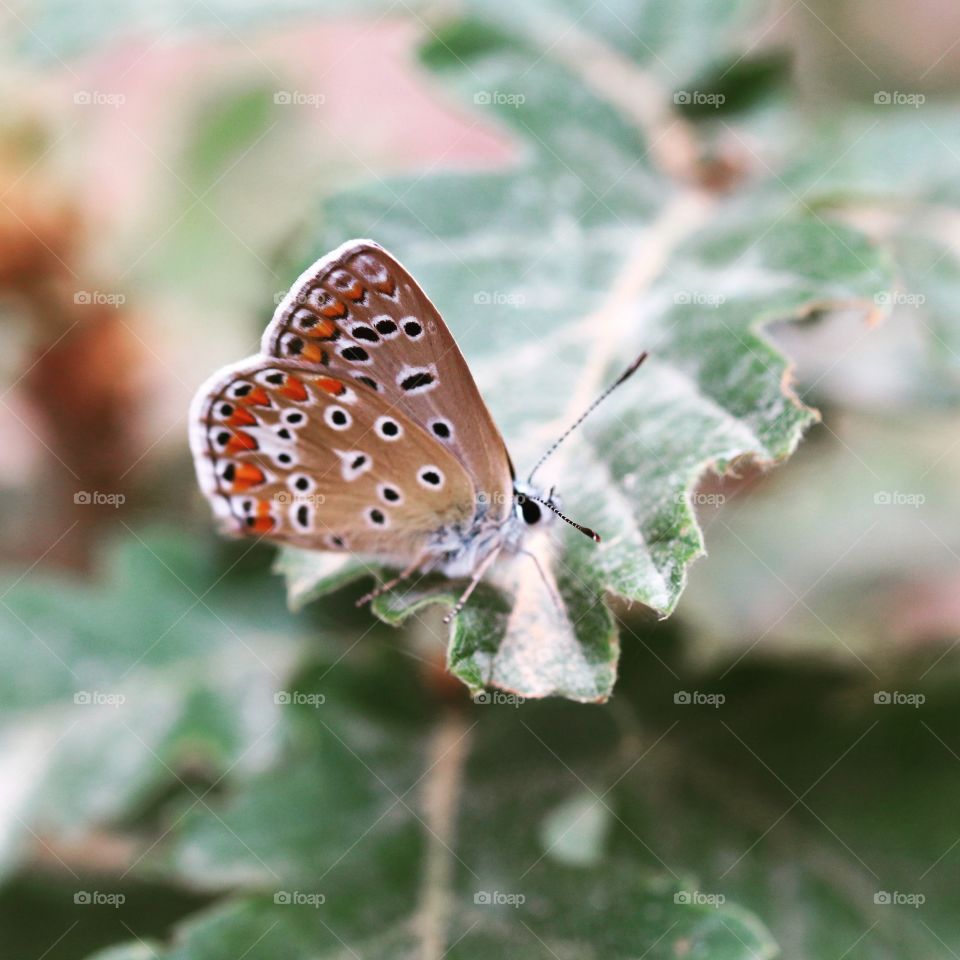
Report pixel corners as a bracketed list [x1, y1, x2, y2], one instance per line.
[190, 240, 645, 620]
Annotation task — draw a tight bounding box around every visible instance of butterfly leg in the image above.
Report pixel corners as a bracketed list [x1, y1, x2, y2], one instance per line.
[355, 555, 429, 608]
[442, 547, 502, 624]
[516, 547, 564, 615]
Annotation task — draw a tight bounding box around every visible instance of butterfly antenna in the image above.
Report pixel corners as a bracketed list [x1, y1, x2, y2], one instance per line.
[527, 351, 648, 483]
[530, 496, 601, 543]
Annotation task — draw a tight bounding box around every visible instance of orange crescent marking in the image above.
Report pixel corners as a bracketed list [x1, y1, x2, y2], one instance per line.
[227, 407, 257, 427]
[281, 378, 308, 402]
[231, 463, 266, 491]
[226, 431, 258, 454]
[300, 343, 327, 364]
[320, 299, 347, 319]
[239, 386, 271, 407]
[315, 376, 345, 396]
[304, 318, 338, 340]
[250, 515, 275, 534]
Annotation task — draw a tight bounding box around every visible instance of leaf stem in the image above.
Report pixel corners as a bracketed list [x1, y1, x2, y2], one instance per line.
[415, 707, 474, 960]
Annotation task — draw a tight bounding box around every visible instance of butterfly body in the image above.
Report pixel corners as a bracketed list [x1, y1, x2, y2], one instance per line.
[428, 483, 558, 579]
[190, 240, 648, 620]
[190, 239, 582, 617]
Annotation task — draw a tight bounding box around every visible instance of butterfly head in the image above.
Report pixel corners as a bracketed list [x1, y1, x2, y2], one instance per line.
[512, 481, 555, 529]
[511, 482, 600, 542]
[514, 350, 648, 546]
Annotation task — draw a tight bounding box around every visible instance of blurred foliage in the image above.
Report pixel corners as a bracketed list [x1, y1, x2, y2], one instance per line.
[277, 17, 892, 702]
[0, 0, 958, 958]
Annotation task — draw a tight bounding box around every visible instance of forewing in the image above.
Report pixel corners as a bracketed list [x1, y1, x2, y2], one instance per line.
[189, 358, 475, 556]
[263, 239, 514, 519]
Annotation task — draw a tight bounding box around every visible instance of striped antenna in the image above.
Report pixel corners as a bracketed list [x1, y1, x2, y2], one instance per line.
[527, 351, 648, 483]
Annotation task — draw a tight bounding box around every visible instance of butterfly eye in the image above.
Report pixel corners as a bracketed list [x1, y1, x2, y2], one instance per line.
[401, 317, 423, 339]
[520, 498, 542, 525]
[324, 406, 351, 430]
[374, 416, 403, 441]
[417, 466, 444, 489]
[429, 419, 453, 441]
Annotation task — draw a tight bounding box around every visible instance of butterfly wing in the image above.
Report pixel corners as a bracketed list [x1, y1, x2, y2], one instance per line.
[189, 358, 476, 556]
[262, 239, 515, 522]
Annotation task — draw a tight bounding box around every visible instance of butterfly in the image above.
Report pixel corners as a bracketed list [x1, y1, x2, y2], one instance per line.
[189, 240, 646, 621]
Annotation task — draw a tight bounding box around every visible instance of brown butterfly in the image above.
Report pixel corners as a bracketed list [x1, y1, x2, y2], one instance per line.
[189, 240, 645, 620]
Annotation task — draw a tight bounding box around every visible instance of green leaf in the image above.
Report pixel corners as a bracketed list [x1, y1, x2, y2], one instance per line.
[783, 109, 960, 208]
[0, 533, 311, 880]
[91, 633, 960, 959]
[95, 647, 786, 960]
[279, 10, 894, 702]
[679, 409, 960, 669]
